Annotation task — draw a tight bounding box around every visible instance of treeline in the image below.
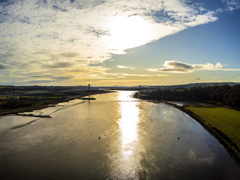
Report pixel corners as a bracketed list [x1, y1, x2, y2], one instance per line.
[0, 100, 32, 110]
[0, 86, 65, 95]
[138, 85, 240, 109]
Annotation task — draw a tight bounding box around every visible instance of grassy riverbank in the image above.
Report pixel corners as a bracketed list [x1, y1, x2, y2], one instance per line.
[186, 107, 240, 148]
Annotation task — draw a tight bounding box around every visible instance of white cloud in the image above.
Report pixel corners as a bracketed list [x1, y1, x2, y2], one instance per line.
[116, 65, 136, 69]
[222, 0, 240, 11]
[148, 61, 240, 73]
[215, 62, 223, 69]
[103, 73, 169, 78]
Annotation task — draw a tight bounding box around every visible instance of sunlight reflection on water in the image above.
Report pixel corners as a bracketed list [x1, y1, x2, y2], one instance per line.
[113, 91, 141, 179]
[119, 92, 139, 148]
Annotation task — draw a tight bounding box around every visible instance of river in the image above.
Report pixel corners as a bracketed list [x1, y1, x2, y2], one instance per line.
[0, 91, 239, 179]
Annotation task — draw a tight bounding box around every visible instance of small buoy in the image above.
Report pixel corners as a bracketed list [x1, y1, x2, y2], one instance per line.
[178, 137, 179, 140]
[99, 137, 100, 140]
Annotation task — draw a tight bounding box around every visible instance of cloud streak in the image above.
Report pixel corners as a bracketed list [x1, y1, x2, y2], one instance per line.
[222, 0, 240, 11]
[43, 62, 75, 69]
[148, 61, 240, 73]
[0, 63, 9, 70]
[116, 65, 136, 69]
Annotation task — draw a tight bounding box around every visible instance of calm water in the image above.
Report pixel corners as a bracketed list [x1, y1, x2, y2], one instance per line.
[0, 91, 240, 179]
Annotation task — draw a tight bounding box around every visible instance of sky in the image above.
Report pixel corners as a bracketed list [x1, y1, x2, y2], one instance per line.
[0, 0, 240, 86]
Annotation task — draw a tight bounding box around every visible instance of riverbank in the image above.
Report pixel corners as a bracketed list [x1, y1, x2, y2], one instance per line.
[136, 95, 240, 166]
[0, 90, 111, 116]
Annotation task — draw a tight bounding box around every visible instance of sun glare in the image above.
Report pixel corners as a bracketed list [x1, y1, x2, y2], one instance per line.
[113, 91, 141, 178]
[118, 91, 139, 155]
[109, 16, 154, 51]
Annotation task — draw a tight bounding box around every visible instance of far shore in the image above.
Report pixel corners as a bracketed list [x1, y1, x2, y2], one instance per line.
[0, 91, 111, 117]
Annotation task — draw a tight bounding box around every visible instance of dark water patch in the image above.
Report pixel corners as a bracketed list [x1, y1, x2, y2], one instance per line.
[11, 119, 39, 129]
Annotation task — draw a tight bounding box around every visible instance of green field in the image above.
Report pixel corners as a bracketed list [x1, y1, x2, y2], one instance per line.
[186, 107, 240, 147]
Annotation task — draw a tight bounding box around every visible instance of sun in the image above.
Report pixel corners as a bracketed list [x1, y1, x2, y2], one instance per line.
[108, 15, 154, 51]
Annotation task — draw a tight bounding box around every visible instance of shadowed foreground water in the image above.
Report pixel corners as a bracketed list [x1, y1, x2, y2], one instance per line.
[0, 91, 240, 179]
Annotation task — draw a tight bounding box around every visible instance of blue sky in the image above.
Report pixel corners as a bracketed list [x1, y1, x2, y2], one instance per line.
[105, 8, 240, 84]
[0, 0, 240, 86]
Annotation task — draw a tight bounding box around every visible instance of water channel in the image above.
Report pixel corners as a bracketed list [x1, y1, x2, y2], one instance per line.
[0, 91, 239, 179]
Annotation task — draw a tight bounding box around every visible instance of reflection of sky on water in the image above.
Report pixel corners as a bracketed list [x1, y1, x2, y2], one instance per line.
[188, 148, 215, 164]
[167, 101, 185, 106]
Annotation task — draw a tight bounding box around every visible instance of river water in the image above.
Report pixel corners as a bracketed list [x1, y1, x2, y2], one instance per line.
[0, 91, 240, 179]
